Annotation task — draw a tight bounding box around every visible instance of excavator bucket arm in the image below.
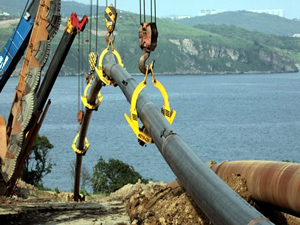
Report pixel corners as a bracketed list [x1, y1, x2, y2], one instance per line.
[0, 0, 61, 186]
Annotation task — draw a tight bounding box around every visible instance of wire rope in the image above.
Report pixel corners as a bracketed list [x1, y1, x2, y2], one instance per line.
[85, 27, 89, 72]
[96, 0, 98, 55]
[143, 0, 145, 22]
[139, 1, 157, 23]
[150, 0, 152, 22]
[81, 28, 84, 111]
[77, 33, 80, 110]
[154, 0, 156, 22]
[89, 0, 92, 53]
[139, 0, 141, 23]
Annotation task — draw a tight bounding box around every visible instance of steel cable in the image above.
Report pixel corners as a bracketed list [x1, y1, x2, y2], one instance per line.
[96, 0, 98, 55]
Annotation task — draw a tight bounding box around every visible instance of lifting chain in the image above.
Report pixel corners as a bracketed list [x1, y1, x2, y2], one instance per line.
[138, 0, 158, 74]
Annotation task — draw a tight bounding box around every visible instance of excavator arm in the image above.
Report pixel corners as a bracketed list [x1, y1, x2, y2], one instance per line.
[0, 10, 87, 196]
[0, 0, 62, 194]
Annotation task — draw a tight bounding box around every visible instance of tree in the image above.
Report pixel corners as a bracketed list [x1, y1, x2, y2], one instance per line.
[69, 160, 92, 190]
[92, 157, 150, 194]
[21, 135, 55, 186]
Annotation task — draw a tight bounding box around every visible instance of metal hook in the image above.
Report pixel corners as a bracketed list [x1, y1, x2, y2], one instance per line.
[105, 32, 115, 45]
[139, 52, 155, 74]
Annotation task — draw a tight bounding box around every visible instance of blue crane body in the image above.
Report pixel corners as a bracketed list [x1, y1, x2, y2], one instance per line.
[0, 3, 37, 92]
[0, 15, 34, 92]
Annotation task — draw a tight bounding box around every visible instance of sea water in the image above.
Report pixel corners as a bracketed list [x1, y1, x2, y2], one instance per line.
[1, 73, 300, 191]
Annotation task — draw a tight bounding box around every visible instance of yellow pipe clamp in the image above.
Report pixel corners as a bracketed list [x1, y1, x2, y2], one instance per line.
[124, 63, 176, 145]
[72, 133, 90, 154]
[81, 77, 103, 110]
[95, 41, 124, 86]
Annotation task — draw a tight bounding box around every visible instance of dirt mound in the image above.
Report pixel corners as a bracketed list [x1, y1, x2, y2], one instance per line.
[125, 185, 210, 225]
[1, 175, 300, 224]
[123, 174, 300, 225]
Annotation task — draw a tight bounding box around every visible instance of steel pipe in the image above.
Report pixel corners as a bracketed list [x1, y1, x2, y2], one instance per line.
[103, 63, 273, 225]
[73, 75, 104, 201]
[211, 160, 300, 217]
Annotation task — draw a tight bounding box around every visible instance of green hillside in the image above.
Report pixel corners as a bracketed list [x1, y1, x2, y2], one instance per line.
[194, 24, 300, 65]
[0, 0, 104, 18]
[174, 11, 300, 37]
[0, 8, 299, 75]
[0, 0, 26, 17]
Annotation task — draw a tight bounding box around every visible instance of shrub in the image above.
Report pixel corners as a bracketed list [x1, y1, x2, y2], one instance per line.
[21, 135, 55, 186]
[92, 157, 150, 194]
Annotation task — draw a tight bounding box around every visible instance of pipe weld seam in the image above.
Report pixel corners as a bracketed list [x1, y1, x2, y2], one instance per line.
[248, 218, 270, 225]
[161, 133, 178, 155]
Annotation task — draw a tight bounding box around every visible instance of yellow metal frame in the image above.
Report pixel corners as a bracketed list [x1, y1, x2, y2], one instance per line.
[72, 133, 90, 154]
[95, 41, 124, 86]
[151, 74, 177, 125]
[105, 5, 117, 33]
[124, 73, 152, 144]
[81, 77, 103, 110]
[65, 17, 74, 34]
[124, 63, 176, 144]
[89, 52, 98, 72]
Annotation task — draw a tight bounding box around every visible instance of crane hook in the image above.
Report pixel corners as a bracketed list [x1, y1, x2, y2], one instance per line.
[105, 32, 115, 45]
[139, 52, 153, 74]
[104, 4, 117, 45]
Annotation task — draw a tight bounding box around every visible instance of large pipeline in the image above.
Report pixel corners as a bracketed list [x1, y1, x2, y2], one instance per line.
[73, 75, 104, 201]
[211, 160, 300, 217]
[103, 63, 273, 225]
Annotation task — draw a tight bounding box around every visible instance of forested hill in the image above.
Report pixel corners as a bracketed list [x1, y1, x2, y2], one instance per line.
[173, 11, 300, 37]
[0, 0, 104, 18]
[0, 3, 299, 75]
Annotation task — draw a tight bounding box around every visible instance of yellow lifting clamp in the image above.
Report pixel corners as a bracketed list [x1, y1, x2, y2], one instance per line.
[124, 62, 176, 145]
[72, 133, 90, 154]
[95, 40, 124, 86]
[89, 52, 98, 72]
[81, 76, 103, 110]
[86, 52, 98, 84]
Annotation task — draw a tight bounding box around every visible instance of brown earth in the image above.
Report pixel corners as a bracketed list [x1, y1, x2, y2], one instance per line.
[123, 175, 300, 225]
[1, 169, 300, 224]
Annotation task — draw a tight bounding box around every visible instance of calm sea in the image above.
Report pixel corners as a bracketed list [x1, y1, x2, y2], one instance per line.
[1, 73, 300, 191]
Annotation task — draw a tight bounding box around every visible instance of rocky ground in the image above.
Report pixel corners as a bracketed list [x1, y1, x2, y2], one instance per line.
[1, 170, 300, 224]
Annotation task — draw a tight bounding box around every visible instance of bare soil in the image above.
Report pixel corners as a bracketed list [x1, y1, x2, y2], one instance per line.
[0, 19, 19, 28]
[0, 169, 300, 224]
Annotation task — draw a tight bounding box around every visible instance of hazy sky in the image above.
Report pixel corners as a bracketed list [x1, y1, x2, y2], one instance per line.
[66, 0, 300, 19]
